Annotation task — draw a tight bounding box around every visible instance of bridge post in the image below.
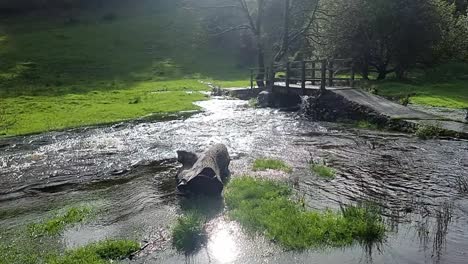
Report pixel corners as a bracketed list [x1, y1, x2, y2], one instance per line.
[286, 62, 290, 90]
[311, 61, 316, 85]
[320, 59, 326, 91]
[350, 60, 356, 88]
[328, 60, 334, 87]
[301, 60, 306, 95]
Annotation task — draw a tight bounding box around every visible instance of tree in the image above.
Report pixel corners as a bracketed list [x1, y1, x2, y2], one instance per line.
[432, 0, 468, 63]
[319, 0, 443, 80]
[184, 0, 320, 87]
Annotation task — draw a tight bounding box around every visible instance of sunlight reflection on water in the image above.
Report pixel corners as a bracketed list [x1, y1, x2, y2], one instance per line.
[206, 217, 241, 263]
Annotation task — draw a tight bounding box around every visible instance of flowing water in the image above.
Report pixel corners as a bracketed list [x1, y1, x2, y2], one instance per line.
[1, 98, 467, 264]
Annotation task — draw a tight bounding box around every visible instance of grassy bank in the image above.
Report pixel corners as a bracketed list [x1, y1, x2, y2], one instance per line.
[0, 2, 248, 137]
[365, 63, 468, 109]
[0, 80, 208, 136]
[225, 177, 386, 249]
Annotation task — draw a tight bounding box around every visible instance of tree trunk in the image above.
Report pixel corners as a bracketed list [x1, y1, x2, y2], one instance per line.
[395, 65, 406, 80]
[256, 46, 265, 88]
[361, 64, 370, 80]
[176, 144, 230, 196]
[255, 0, 265, 88]
[377, 71, 386, 80]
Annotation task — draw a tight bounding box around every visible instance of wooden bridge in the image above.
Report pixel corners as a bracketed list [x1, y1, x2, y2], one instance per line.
[250, 59, 356, 94]
[236, 58, 468, 137]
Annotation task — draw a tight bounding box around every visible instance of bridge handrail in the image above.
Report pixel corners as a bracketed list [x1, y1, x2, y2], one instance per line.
[250, 58, 356, 92]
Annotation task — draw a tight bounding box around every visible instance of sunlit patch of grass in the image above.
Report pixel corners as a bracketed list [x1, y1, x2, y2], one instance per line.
[253, 158, 292, 173]
[0, 80, 209, 137]
[171, 213, 206, 253]
[28, 206, 92, 237]
[367, 80, 468, 109]
[47, 239, 140, 264]
[224, 177, 386, 249]
[310, 164, 336, 179]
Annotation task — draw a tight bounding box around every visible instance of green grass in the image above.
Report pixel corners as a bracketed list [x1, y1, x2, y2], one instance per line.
[310, 164, 336, 179]
[224, 177, 386, 250]
[28, 206, 92, 237]
[171, 213, 206, 253]
[371, 80, 468, 109]
[47, 239, 140, 264]
[364, 63, 468, 109]
[0, 3, 250, 137]
[253, 158, 293, 173]
[0, 80, 208, 137]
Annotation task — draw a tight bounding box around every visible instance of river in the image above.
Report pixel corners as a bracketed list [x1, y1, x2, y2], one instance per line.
[1, 98, 467, 264]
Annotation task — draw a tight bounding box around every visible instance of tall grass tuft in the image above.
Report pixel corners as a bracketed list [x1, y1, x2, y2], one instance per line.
[171, 213, 206, 253]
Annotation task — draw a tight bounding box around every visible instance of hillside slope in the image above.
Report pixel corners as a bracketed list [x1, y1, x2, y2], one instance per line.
[0, 1, 248, 136]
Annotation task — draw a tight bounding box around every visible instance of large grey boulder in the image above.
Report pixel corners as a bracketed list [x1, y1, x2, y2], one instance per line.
[176, 144, 230, 196]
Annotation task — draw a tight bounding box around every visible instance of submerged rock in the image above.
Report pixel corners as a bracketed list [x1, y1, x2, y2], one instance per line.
[176, 144, 230, 196]
[257, 91, 271, 107]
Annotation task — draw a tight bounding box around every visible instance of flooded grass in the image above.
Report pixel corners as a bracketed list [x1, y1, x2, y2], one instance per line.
[356, 120, 379, 130]
[47, 239, 139, 264]
[310, 164, 336, 179]
[253, 158, 292, 173]
[171, 213, 206, 253]
[27, 206, 92, 237]
[225, 177, 386, 250]
[1, 206, 137, 264]
[248, 98, 259, 108]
